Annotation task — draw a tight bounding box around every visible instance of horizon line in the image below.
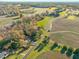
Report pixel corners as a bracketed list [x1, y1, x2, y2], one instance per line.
[0, 1, 79, 2]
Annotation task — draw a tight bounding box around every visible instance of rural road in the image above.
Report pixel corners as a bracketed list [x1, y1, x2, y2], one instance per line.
[50, 31, 79, 35]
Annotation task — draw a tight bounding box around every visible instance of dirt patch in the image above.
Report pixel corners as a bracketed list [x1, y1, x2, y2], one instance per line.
[36, 51, 71, 59]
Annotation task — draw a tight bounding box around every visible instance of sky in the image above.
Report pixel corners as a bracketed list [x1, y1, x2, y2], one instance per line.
[0, 0, 79, 2]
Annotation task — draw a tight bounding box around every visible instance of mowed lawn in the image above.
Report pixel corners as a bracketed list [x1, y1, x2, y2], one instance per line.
[6, 54, 23, 59]
[6, 54, 17, 59]
[5, 47, 32, 59]
[37, 17, 52, 27]
[5, 48, 22, 59]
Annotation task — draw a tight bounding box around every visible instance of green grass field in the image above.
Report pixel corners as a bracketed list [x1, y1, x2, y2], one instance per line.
[37, 17, 52, 27]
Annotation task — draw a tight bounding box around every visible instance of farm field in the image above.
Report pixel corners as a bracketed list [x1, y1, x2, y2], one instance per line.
[50, 17, 79, 48]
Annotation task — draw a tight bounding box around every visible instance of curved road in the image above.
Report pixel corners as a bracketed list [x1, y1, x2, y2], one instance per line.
[50, 31, 79, 35]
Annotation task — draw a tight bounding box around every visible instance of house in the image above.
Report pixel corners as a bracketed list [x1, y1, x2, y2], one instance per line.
[0, 51, 9, 59]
